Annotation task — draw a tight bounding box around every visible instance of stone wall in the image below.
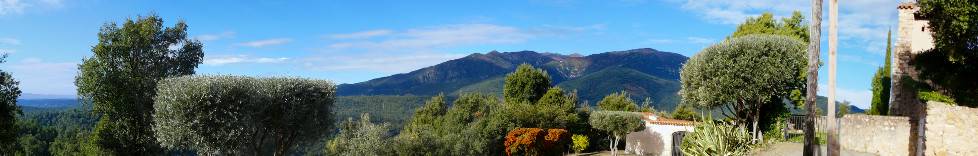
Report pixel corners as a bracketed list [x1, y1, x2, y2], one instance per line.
[924, 101, 978, 155]
[838, 114, 911, 156]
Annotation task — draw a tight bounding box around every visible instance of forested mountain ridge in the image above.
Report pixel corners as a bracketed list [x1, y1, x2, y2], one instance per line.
[337, 48, 689, 107]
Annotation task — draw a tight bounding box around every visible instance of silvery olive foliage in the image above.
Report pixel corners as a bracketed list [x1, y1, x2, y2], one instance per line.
[679, 34, 806, 139]
[152, 75, 336, 156]
[588, 111, 644, 156]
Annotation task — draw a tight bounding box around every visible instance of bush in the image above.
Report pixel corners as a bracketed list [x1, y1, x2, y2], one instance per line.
[505, 128, 546, 156]
[681, 117, 756, 156]
[571, 134, 588, 153]
[504, 128, 572, 156]
[919, 91, 956, 105]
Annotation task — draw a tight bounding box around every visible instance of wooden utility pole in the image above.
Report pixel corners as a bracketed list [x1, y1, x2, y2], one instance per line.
[828, 0, 840, 155]
[805, 0, 823, 155]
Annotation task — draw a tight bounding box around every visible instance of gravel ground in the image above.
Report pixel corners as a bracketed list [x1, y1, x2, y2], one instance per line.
[752, 142, 878, 156]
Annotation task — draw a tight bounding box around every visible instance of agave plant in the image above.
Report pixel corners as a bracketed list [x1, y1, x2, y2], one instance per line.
[681, 116, 757, 156]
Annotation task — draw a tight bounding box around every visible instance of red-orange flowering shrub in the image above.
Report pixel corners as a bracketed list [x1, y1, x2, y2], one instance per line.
[504, 128, 572, 156]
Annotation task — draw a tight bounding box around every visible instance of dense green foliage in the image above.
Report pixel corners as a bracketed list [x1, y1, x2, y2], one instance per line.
[681, 118, 757, 156]
[571, 134, 588, 153]
[870, 29, 893, 115]
[74, 12, 204, 155]
[0, 54, 22, 154]
[152, 75, 336, 155]
[680, 34, 806, 141]
[504, 64, 552, 104]
[325, 114, 393, 156]
[915, 0, 978, 106]
[919, 91, 957, 105]
[728, 11, 810, 43]
[588, 111, 644, 156]
[333, 95, 431, 134]
[596, 91, 638, 112]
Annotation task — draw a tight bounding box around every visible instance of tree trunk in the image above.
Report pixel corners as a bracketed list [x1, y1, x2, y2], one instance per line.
[805, 0, 823, 155]
[753, 108, 760, 142]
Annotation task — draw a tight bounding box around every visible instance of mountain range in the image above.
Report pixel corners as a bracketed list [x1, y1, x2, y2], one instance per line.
[338, 48, 689, 110]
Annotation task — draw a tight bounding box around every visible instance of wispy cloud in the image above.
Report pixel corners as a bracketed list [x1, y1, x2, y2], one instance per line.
[0, 0, 63, 15]
[666, 0, 901, 56]
[19, 58, 40, 63]
[7, 62, 78, 95]
[324, 24, 600, 51]
[839, 54, 880, 67]
[196, 31, 235, 41]
[0, 38, 21, 45]
[323, 29, 392, 39]
[204, 53, 290, 66]
[308, 24, 601, 73]
[0, 49, 13, 53]
[299, 52, 466, 73]
[647, 37, 715, 44]
[232, 38, 293, 47]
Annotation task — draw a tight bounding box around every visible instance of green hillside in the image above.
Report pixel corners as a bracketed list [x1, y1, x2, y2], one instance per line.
[556, 66, 681, 110]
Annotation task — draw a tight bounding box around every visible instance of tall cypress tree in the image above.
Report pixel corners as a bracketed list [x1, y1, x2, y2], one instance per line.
[870, 29, 892, 115]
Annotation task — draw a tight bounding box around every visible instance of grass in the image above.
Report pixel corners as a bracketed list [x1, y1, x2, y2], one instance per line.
[787, 132, 827, 144]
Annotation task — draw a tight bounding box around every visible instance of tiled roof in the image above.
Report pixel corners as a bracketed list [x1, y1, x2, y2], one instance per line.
[898, 2, 916, 9]
[634, 112, 700, 126]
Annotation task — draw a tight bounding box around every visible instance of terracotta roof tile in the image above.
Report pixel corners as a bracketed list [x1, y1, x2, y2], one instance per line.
[634, 112, 700, 126]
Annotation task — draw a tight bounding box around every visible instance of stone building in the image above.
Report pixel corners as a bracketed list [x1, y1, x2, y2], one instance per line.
[625, 112, 697, 156]
[890, 2, 934, 116]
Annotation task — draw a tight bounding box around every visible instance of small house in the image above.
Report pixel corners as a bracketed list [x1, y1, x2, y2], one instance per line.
[625, 112, 698, 156]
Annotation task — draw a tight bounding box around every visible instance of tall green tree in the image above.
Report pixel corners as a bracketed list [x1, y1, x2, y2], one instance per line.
[74, 12, 204, 155]
[914, 0, 978, 106]
[0, 54, 22, 154]
[503, 64, 551, 105]
[870, 29, 892, 115]
[729, 11, 809, 43]
[680, 34, 807, 141]
[596, 91, 638, 111]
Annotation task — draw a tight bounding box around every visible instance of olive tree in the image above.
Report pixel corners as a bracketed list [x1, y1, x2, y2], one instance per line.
[679, 34, 806, 141]
[153, 75, 336, 156]
[75, 12, 204, 155]
[588, 111, 644, 156]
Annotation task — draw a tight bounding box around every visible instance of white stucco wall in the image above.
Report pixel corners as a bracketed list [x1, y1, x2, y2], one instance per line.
[911, 19, 934, 53]
[625, 123, 695, 156]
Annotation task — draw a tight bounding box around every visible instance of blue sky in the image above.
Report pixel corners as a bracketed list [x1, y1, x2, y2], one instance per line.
[0, 0, 906, 108]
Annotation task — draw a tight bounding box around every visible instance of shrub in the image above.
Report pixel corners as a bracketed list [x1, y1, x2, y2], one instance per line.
[505, 128, 546, 156]
[681, 117, 756, 156]
[504, 128, 573, 156]
[571, 134, 588, 153]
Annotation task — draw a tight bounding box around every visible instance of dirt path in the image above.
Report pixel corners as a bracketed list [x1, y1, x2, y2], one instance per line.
[752, 142, 878, 156]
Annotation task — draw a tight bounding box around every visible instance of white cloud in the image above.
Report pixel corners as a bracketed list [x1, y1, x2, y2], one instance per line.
[324, 29, 393, 39]
[299, 52, 466, 73]
[308, 24, 601, 73]
[0, 38, 21, 45]
[19, 58, 39, 63]
[232, 38, 293, 47]
[667, 0, 902, 56]
[646, 36, 715, 44]
[818, 84, 874, 109]
[204, 53, 290, 66]
[687, 37, 715, 44]
[839, 54, 880, 67]
[0, 49, 13, 53]
[0, 0, 63, 15]
[7, 62, 78, 95]
[196, 31, 235, 41]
